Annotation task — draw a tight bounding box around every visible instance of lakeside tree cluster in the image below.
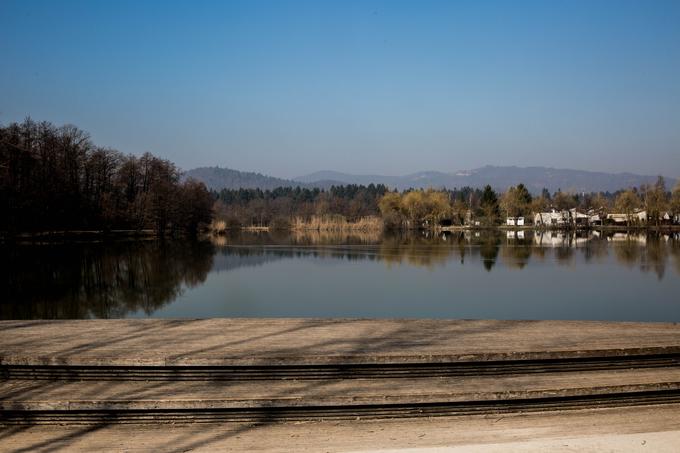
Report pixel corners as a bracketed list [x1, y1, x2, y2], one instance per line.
[213, 184, 389, 229]
[377, 180, 680, 229]
[612, 179, 680, 227]
[0, 119, 213, 235]
[212, 178, 680, 231]
[212, 185, 511, 230]
[378, 185, 527, 229]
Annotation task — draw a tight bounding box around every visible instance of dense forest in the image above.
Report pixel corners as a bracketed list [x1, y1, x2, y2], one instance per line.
[0, 119, 213, 235]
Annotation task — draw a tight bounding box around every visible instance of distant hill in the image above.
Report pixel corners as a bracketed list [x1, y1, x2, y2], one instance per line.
[295, 170, 457, 190]
[185, 165, 677, 194]
[183, 166, 314, 191]
[295, 166, 678, 194]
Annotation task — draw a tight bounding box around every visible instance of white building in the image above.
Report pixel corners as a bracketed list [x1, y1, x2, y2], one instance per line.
[589, 213, 603, 225]
[569, 208, 590, 226]
[506, 216, 526, 226]
[637, 210, 648, 222]
[534, 209, 568, 227]
[607, 213, 628, 225]
[606, 210, 647, 225]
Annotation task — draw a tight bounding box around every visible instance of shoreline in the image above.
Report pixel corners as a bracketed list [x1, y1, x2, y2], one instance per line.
[3, 224, 680, 241]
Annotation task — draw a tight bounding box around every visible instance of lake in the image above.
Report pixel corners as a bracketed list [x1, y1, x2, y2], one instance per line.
[2, 230, 679, 322]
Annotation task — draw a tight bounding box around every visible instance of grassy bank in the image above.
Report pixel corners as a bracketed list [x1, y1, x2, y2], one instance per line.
[291, 215, 382, 232]
[210, 215, 383, 234]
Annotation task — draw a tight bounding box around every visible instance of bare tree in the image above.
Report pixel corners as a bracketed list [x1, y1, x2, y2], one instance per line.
[615, 189, 641, 228]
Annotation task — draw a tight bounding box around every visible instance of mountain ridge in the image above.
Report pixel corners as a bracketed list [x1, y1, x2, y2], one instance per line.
[295, 165, 677, 193]
[185, 165, 677, 194]
[182, 166, 321, 191]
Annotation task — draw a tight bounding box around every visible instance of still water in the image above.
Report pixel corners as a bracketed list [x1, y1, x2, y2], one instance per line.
[2, 231, 679, 321]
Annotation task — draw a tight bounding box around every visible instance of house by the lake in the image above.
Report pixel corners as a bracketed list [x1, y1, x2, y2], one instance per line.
[569, 208, 590, 226]
[533, 209, 569, 227]
[505, 216, 526, 226]
[588, 212, 603, 226]
[606, 210, 647, 225]
[533, 208, 591, 228]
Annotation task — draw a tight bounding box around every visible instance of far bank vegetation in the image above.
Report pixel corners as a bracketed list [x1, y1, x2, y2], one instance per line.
[213, 179, 680, 233]
[212, 185, 388, 233]
[5, 119, 676, 236]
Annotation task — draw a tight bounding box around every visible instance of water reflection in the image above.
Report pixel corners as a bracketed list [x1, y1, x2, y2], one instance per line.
[0, 240, 214, 319]
[208, 230, 680, 278]
[2, 230, 679, 320]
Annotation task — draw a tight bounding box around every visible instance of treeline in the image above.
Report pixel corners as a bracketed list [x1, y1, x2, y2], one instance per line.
[609, 180, 680, 227]
[0, 119, 213, 235]
[213, 184, 389, 228]
[213, 179, 680, 231]
[379, 185, 530, 229]
[378, 179, 680, 229]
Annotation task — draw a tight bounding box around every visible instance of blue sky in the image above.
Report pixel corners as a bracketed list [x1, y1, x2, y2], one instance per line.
[1, 0, 679, 178]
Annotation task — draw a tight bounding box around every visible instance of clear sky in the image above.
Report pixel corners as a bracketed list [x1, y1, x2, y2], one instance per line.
[1, 0, 679, 178]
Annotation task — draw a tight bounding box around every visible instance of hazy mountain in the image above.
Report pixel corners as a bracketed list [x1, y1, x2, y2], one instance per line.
[296, 166, 677, 194]
[186, 165, 676, 194]
[183, 166, 310, 191]
[294, 171, 402, 187]
[295, 170, 460, 189]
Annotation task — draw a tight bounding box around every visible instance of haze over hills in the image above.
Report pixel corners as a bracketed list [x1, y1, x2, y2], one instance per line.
[296, 166, 678, 193]
[186, 165, 677, 194]
[182, 167, 322, 191]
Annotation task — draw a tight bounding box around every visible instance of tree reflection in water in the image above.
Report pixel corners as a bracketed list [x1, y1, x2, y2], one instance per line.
[0, 240, 214, 319]
[206, 230, 680, 278]
[478, 234, 501, 272]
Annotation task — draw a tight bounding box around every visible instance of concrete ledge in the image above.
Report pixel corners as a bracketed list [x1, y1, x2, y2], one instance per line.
[3, 404, 680, 451]
[4, 367, 680, 411]
[2, 319, 680, 367]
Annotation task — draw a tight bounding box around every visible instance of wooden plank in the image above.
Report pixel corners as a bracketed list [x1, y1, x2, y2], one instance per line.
[3, 367, 680, 410]
[1, 319, 680, 366]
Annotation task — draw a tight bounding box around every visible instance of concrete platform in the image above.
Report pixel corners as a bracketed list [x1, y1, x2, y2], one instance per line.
[2, 319, 680, 429]
[2, 319, 680, 366]
[2, 404, 680, 452]
[3, 368, 680, 411]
